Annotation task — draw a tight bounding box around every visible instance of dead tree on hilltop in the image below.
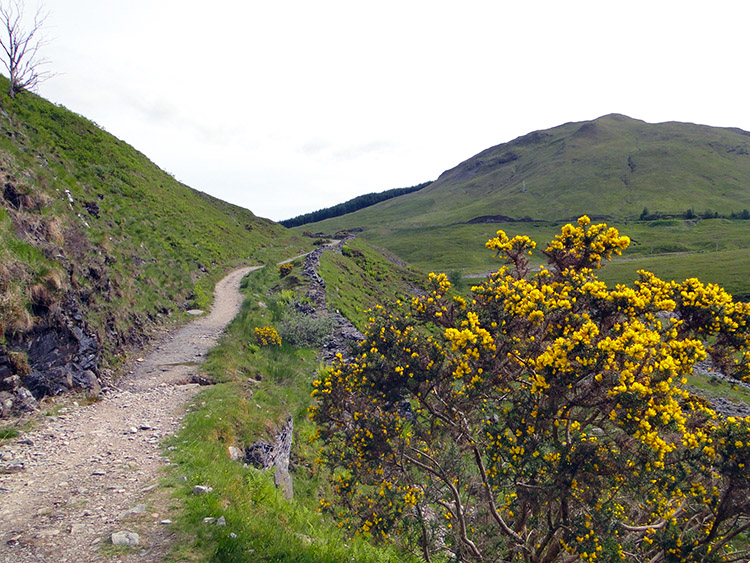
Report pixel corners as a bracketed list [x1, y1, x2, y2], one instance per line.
[0, 0, 51, 98]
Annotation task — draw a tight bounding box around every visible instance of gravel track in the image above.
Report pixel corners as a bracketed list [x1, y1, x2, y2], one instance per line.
[0, 266, 259, 563]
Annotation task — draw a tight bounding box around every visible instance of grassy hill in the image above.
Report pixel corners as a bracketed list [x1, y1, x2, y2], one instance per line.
[0, 77, 309, 410]
[295, 114, 750, 296]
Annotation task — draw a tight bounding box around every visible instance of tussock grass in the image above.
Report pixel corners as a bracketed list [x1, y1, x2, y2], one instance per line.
[0, 426, 19, 440]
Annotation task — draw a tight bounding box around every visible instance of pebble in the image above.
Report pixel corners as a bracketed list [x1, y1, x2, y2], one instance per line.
[118, 504, 147, 519]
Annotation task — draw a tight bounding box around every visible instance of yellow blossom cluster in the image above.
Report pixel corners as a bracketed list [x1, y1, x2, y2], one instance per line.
[254, 325, 281, 346]
[544, 214, 630, 269]
[311, 217, 750, 562]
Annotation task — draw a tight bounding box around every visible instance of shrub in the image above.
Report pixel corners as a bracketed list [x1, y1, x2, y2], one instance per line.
[311, 216, 750, 562]
[278, 263, 293, 278]
[254, 326, 281, 347]
[278, 304, 335, 348]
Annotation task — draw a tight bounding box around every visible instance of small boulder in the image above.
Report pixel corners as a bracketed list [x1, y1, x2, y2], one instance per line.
[111, 531, 139, 546]
[193, 485, 213, 495]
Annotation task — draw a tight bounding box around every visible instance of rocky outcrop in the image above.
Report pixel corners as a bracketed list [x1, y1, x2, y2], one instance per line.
[0, 297, 102, 417]
[691, 360, 750, 418]
[301, 240, 364, 361]
[244, 416, 294, 499]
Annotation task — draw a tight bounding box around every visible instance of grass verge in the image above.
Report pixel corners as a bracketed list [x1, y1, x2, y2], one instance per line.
[160, 263, 418, 562]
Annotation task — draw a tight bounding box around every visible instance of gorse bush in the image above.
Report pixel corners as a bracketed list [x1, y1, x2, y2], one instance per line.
[279, 263, 294, 278]
[311, 217, 750, 562]
[254, 326, 281, 347]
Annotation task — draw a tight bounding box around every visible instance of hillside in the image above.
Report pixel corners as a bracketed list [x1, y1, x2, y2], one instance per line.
[0, 77, 307, 416]
[296, 115, 750, 294]
[303, 114, 750, 229]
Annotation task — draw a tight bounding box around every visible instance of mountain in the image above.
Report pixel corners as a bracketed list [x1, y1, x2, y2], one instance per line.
[0, 77, 306, 416]
[295, 115, 750, 293]
[303, 114, 750, 229]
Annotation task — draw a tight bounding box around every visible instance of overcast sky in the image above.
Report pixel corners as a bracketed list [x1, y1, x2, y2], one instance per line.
[30, 0, 750, 221]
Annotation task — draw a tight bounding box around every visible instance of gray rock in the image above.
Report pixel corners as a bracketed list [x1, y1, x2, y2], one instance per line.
[275, 466, 293, 500]
[75, 370, 101, 394]
[111, 531, 139, 546]
[118, 504, 147, 519]
[0, 391, 13, 417]
[0, 375, 21, 391]
[187, 309, 205, 316]
[202, 517, 216, 524]
[14, 387, 38, 413]
[193, 485, 213, 495]
[245, 417, 294, 499]
[216, 515, 226, 526]
[228, 445, 243, 461]
[0, 460, 24, 473]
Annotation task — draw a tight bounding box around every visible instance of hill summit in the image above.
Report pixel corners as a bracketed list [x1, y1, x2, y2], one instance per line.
[304, 114, 750, 231]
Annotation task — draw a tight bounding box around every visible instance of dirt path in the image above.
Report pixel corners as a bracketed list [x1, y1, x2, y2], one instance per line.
[0, 266, 260, 563]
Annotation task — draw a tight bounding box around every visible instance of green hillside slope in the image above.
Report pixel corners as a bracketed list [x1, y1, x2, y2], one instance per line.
[0, 77, 308, 413]
[305, 114, 750, 230]
[296, 115, 750, 293]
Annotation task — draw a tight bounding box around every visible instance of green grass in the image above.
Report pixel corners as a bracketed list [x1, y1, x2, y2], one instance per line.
[682, 373, 750, 406]
[317, 239, 427, 330]
[294, 113, 750, 298]
[599, 247, 750, 300]
[0, 426, 19, 440]
[162, 264, 420, 562]
[309, 219, 750, 300]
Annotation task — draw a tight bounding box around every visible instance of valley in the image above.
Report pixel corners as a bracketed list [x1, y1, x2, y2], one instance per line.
[1, 88, 750, 561]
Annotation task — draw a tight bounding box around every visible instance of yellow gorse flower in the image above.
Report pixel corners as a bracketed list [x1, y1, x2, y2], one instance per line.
[310, 217, 750, 562]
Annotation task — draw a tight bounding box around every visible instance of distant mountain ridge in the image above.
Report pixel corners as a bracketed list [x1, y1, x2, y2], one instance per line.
[300, 114, 750, 231]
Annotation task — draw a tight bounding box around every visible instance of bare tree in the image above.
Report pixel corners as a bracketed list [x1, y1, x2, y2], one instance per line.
[0, 0, 51, 98]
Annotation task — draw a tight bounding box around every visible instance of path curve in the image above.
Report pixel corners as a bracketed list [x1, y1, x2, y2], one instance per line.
[0, 266, 260, 562]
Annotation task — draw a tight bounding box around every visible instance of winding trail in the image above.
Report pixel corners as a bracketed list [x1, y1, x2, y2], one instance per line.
[0, 266, 260, 562]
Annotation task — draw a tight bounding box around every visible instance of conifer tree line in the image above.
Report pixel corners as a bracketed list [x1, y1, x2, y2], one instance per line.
[280, 182, 431, 228]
